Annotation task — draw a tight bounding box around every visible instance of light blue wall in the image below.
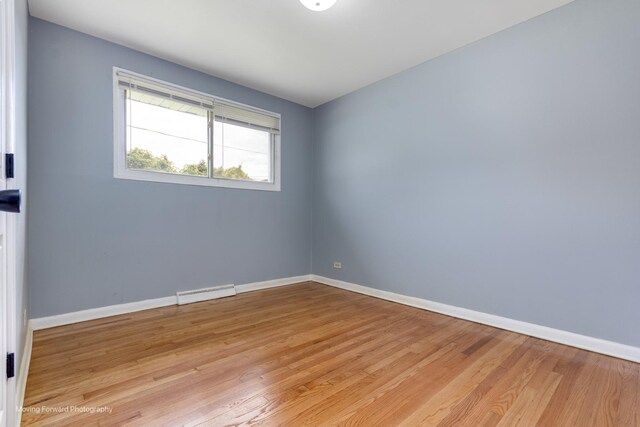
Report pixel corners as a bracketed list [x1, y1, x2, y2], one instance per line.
[312, 0, 640, 346]
[28, 18, 313, 318]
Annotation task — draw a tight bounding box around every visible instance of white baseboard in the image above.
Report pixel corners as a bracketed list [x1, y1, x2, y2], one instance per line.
[310, 275, 640, 363]
[236, 275, 311, 293]
[30, 296, 178, 331]
[30, 275, 312, 331]
[15, 324, 33, 426]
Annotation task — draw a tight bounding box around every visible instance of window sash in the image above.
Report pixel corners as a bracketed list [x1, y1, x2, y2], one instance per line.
[210, 112, 276, 183]
[122, 88, 276, 183]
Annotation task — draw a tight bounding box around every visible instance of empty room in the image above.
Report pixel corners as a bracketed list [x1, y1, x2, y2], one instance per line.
[0, 0, 638, 425]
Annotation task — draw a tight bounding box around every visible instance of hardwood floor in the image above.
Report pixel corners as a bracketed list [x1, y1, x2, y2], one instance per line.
[22, 282, 639, 426]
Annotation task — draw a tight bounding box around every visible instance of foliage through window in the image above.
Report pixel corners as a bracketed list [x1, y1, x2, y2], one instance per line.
[114, 69, 281, 191]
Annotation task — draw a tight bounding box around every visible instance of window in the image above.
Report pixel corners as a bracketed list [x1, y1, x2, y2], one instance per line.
[113, 68, 281, 191]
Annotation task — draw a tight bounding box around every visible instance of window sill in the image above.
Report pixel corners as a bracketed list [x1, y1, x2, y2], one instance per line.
[114, 168, 281, 192]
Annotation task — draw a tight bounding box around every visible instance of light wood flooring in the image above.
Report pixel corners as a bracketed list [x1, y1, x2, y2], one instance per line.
[23, 282, 639, 426]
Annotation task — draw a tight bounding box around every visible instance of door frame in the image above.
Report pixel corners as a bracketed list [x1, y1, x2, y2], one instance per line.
[1, 0, 18, 424]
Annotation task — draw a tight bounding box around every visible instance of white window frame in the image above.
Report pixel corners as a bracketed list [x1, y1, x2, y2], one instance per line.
[113, 67, 281, 191]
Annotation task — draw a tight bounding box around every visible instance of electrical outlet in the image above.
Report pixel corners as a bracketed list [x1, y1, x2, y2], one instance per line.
[333, 261, 342, 269]
[23, 309, 27, 327]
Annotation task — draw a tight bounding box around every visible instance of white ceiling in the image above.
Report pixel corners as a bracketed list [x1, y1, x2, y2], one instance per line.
[28, 0, 574, 108]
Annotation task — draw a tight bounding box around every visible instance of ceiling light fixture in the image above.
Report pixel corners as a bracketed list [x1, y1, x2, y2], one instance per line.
[300, 0, 337, 12]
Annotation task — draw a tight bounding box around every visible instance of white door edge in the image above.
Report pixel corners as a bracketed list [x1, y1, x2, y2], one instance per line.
[1, 0, 18, 425]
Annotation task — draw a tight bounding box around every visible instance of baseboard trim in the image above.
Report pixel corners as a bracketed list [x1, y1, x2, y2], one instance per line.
[30, 296, 178, 330]
[236, 275, 312, 293]
[15, 324, 33, 426]
[30, 275, 312, 331]
[310, 275, 640, 363]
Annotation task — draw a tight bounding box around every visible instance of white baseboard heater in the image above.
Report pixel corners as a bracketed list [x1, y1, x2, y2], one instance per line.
[176, 284, 236, 305]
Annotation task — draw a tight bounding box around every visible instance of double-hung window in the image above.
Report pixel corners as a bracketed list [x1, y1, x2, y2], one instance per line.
[113, 68, 281, 191]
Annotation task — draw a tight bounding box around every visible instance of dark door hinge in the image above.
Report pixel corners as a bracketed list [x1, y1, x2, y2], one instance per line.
[6, 352, 15, 378]
[5, 153, 14, 179]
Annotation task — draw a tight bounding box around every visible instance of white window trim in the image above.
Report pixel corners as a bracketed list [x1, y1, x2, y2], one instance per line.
[112, 67, 281, 192]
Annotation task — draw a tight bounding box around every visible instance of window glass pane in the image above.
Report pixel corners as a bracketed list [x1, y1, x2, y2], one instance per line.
[213, 121, 272, 182]
[125, 90, 209, 177]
